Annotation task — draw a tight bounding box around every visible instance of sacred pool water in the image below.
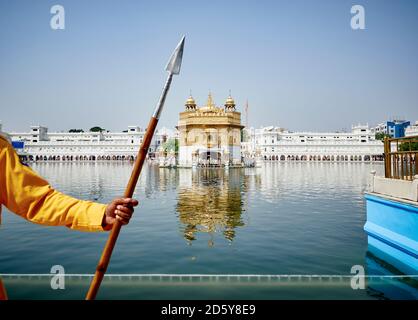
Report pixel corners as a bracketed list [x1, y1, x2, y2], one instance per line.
[1, 162, 417, 299]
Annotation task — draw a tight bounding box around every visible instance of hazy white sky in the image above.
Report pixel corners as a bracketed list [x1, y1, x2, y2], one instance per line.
[1, 0, 417, 133]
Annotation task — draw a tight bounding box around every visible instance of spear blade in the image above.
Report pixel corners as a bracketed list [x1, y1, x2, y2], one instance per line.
[152, 35, 186, 119]
[165, 35, 185, 75]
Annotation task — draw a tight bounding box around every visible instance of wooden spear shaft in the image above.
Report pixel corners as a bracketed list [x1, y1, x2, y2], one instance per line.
[86, 35, 184, 299]
[85, 115, 159, 300]
[0, 279, 8, 300]
[85, 71, 179, 299]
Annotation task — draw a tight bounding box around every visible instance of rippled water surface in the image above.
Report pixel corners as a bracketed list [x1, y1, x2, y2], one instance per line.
[1, 162, 417, 299]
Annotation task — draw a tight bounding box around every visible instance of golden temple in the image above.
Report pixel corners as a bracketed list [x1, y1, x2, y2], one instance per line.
[177, 92, 244, 167]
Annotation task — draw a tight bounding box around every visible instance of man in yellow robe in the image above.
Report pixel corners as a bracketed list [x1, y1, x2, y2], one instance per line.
[0, 134, 138, 231]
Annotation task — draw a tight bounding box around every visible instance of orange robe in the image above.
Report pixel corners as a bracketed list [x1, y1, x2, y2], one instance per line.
[0, 136, 107, 232]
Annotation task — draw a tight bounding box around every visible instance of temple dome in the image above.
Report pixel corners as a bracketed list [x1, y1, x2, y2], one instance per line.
[185, 95, 197, 110]
[224, 94, 236, 112]
[198, 92, 218, 112]
[225, 95, 235, 106]
[185, 95, 196, 106]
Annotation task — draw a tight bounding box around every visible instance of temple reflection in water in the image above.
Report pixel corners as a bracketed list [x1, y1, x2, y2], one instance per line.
[175, 168, 247, 245]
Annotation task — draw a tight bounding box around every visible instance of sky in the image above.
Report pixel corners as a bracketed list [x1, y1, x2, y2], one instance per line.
[0, 0, 417, 133]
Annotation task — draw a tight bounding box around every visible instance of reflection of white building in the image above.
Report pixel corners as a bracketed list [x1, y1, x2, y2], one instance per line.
[6, 124, 176, 161]
[242, 124, 383, 162]
[405, 121, 418, 137]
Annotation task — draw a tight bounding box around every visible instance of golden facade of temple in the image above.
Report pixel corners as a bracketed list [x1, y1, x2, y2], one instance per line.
[177, 93, 244, 167]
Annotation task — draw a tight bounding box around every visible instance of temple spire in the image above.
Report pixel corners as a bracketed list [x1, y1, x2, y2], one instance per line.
[206, 92, 215, 108]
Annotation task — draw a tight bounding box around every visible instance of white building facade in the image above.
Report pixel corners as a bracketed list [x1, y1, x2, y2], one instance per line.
[4, 122, 385, 163]
[7, 125, 177, 161]
[242, 124, 384, 162]
[405, 121, 418, 137]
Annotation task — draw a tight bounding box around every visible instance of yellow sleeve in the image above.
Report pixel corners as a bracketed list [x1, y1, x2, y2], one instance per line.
[0, 138, 107, 232]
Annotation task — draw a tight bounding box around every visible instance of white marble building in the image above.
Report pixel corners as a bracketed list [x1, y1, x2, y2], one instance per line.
[3, 121, 385, 163]
[405, 121, 418, 137]
[242, 124, 384, 162]
[6, 124, 177, 161]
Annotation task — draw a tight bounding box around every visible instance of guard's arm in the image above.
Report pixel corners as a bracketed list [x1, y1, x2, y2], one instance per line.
[0, 139, 107, 232]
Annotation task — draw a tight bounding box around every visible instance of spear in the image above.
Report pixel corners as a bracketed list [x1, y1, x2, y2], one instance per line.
[86, 35, 185, 300]
[0, 279, 7, 300]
